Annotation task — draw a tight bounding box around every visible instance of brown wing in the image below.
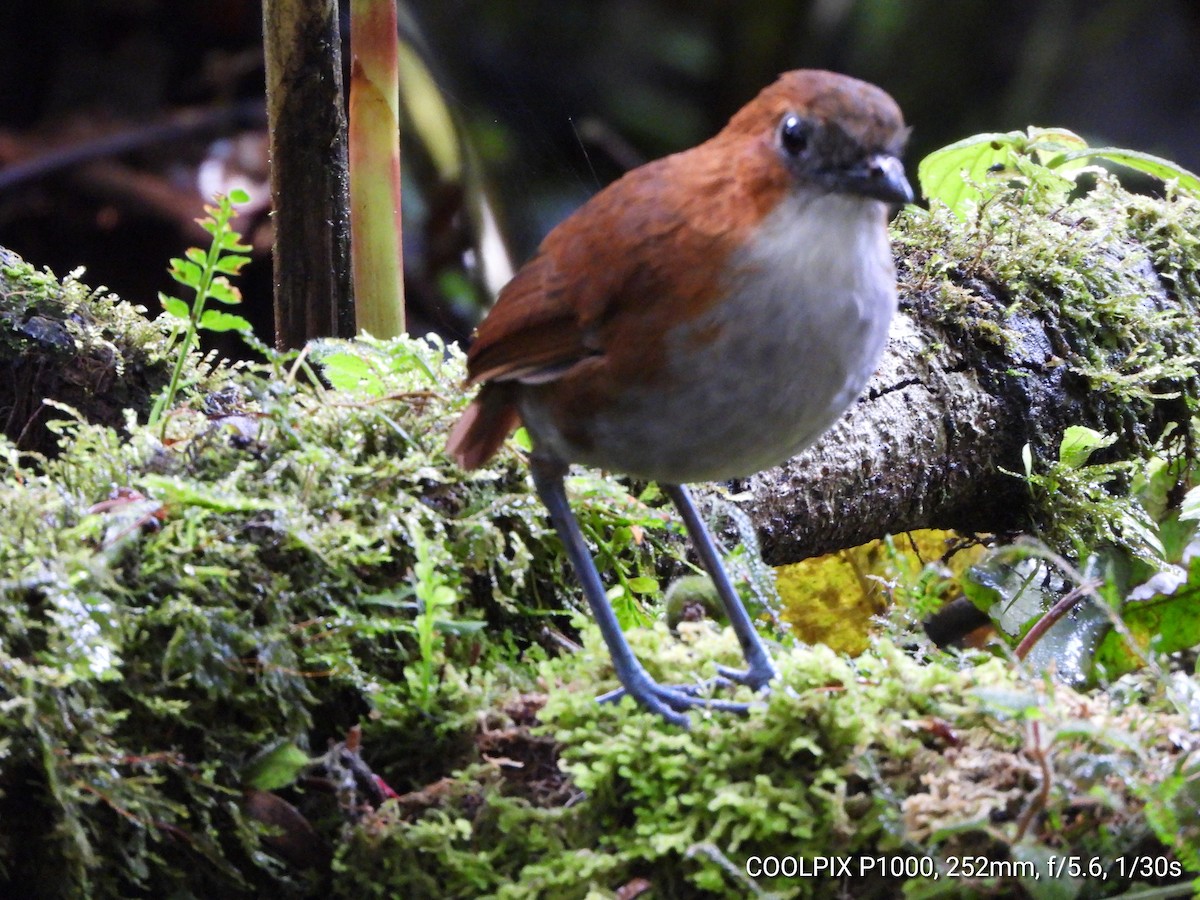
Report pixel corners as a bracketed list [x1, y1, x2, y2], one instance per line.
[463, 155, 715, 387]
[463, 250, 599, 385]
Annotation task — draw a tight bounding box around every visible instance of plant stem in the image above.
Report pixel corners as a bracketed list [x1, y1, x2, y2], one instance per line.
[151, 203, 231, 432]
[348, 0, 405, 337]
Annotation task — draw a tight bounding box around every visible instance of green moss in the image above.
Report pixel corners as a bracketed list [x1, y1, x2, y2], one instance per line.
[0, 314, 685, 896]
[0, 249, 184, 456]
[334, 630, 1196, 899]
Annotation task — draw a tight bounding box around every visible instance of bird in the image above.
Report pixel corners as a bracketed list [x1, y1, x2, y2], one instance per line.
[447, 69, 912, 726]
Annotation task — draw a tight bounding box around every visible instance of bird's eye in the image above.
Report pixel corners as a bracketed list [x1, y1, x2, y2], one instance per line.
[778, 114, 810, 156]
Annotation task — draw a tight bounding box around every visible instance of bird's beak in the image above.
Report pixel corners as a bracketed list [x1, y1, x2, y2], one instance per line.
[840, 153, 913, 205]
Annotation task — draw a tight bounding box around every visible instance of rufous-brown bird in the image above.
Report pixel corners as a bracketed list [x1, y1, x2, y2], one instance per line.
[447, 70, 912, 726]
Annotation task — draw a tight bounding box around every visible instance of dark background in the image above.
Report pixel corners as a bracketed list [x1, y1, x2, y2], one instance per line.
[1, 0, 1197, 344]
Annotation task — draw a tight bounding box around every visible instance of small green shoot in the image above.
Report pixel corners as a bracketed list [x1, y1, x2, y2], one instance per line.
[406, 526, 468, 713]
[150, 190, 254, 430]
[1004, 426, 1157, 561]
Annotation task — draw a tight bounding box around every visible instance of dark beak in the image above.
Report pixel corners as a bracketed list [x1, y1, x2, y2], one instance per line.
[840, 153, 913, 205]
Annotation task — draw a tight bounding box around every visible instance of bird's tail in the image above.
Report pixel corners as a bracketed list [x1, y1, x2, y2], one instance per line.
[445, 382, 521, 470]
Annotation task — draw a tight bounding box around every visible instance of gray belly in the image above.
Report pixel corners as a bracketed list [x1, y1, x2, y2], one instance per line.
[521, 283, 895, 484]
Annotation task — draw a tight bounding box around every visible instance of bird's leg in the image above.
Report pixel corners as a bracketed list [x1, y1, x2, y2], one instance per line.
[663, 484, 778, 691]
[530, 455, 751, 726]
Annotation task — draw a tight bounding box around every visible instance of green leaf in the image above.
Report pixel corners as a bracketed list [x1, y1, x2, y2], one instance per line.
[1058, 426, 1117, 468]
[169, 258, 203, 289]
[243, 742, 311, 791]
[318, 352, 386, 395]
[198, 309, 252, 333]
[625, 576, 659, 595]
[918, 131, 1019, 213]
[228, 187, 251, 205]
[184, 247, 207, 266]
[218, 231, 253, 253]
[1089, 556, 1200, 683]
[918, 128, 1089, 216]
[637, 483, 662, 504]
[207, 278, 242, 305]
[1179, 485, 1200, 523]
[511, 427, 532, 452]
[158, 293, 190, 321]
[920, 127, 1200, 219]
[214, 254, 251, 275]
[1018, 127, 1090, 161]
[962, 546, 1049, 635]
[1058, 147, 1200, 195]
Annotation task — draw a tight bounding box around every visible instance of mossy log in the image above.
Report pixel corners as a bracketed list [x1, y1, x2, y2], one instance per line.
[0, 248, 172, 457]
[3, 172, 1198, 566]
[736, 177, 1200, 565]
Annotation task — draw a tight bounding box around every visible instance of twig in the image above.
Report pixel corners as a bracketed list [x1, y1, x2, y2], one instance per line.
[1013, 578, 1097, 660]
[1013, 719, 1053, 841]
[0, 102, 264, 192]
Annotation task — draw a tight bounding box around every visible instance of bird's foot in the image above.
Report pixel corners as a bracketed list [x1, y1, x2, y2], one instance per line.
[715, 657, 778, 691]
[597, 675, 758, 727]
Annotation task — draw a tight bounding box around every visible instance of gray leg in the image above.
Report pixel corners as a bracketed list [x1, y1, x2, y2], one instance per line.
[663, 484, 777, 690]
[530, 456, 750, 726]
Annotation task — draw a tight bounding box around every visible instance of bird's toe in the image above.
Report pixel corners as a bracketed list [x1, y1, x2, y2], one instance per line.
[597, 677, 757, 726]
[715, 660, 778, 691]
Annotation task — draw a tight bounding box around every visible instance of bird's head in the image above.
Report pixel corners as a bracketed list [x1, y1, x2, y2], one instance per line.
[720, 69, 913, 207]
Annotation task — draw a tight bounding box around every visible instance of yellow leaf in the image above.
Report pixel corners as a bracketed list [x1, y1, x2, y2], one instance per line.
[776, 530, 984, 654]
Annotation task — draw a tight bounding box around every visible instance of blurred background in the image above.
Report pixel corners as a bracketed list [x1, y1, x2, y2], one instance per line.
[1, 0, 1197, 347]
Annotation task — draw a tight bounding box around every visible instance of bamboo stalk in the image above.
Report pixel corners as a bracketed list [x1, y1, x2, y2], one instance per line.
[348, 0, 406, 337]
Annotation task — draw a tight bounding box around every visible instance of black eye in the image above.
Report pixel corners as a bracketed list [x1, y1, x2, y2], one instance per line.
[778, 114, 810, 156]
